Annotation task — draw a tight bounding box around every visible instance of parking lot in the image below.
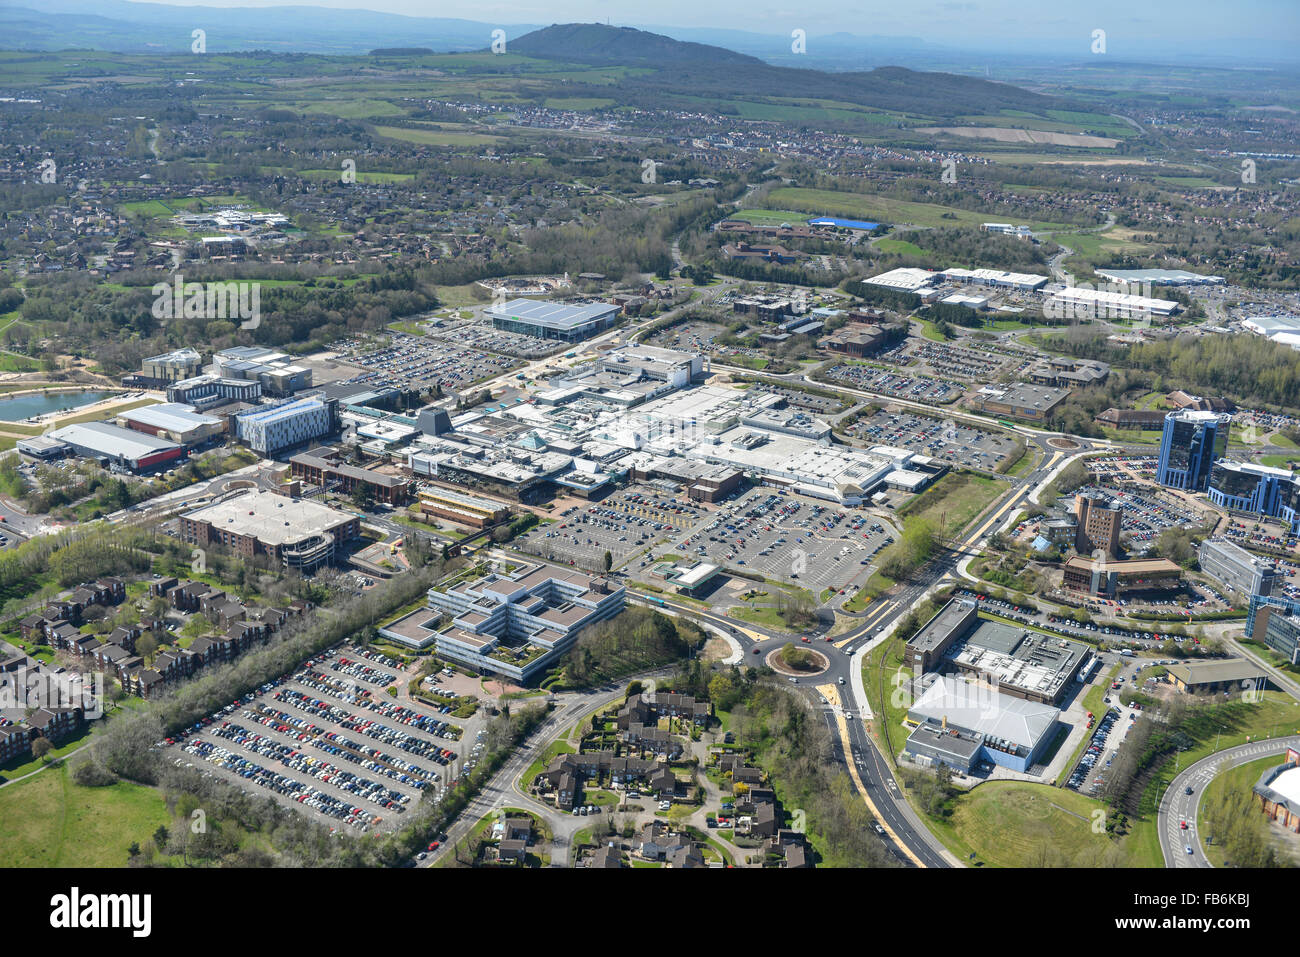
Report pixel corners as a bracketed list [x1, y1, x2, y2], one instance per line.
[822, 359, 963, 404]
[329, 332, 523, 393]
[843, 409, 1017, 470]
[1067, 705, 1126, 793]
[1222, 517, 1300, 557]
[904, 340, 1008, 381]
[642, 486, 899, 598]
[516, 486, 710, 571]
[750, 383, 853, 416]
[427, 318, 563, 359]
[1073, 483, 1202, 548]
[165, 644, 478, 834]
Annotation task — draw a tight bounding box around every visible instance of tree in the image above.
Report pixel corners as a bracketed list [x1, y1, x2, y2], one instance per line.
[31, 737, 52, 762]
[603, 550, 613, 573]
[152, 825, 170, 852]
[135, 633, 159, 663]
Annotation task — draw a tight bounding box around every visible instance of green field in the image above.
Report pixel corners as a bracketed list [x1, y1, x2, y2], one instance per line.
[299, 169, 414, 183]
[875, 237, 928, 257]
[0, 763, 168, 868]
[373, 125, 505, 147]
[753, 188, 1074, 232]
[926, 780, 1156, 867]
[897, 471, 1004, 537]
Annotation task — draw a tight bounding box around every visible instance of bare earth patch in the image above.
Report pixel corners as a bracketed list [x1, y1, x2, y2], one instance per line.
[916, 127, 1120, 148]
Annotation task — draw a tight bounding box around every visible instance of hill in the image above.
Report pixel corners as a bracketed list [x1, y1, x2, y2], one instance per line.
[511, 23, 1060, 119]
[511, 22, 763, 66]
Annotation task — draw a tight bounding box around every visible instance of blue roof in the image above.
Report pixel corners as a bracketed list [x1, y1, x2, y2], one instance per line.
[1031, 535, 1052, 553]
[808, 217, 880, 230]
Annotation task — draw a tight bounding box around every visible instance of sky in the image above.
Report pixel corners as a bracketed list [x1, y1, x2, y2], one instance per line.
[125, 0, 1299, 53]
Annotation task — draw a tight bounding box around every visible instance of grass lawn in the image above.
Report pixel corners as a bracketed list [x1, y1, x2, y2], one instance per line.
[897, 471, 1004, 538]
[875, 237, 928, 257]
[0, 762, 169, 867]
[861, 633, 910, 763]
[925, 780, 1156, 867]
[1198, 753, 1282, 867]
[0, 724, 93, 781]
[756, 188, 1071, 232]
[1100, 426, 1163, 445]
[917, 318, 949, 342]
[519, 739, 575, 791]
[52, 397, 155, 427]
[1003, 446, 1037, 477]
[1122, 692, 1300, 863]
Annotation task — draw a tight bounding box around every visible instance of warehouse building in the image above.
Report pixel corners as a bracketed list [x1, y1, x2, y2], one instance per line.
[863, 266, 938, 293]
[940, 267, 1049, 291]
[233, 396, 337, 456]
[487, 298, 620, 343]
[1165, 659, 1267, 696]
[969, 383, 1069, 422]
[180, 489, 358, 571]
[1045, 286, 1179, 320]
[1094, 268, 1225, 286]
[46, 422, 184, 473]
[904, 676, 1061, 774]
[16, 435, 68, 460]
[1198, 538, 1278, 599]
[117, 403, 225, 447]
[903, 599, 1087, 705]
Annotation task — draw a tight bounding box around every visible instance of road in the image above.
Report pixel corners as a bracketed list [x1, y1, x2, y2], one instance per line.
[1158, 736, 1300, 868]
[423, 672, 672, 868]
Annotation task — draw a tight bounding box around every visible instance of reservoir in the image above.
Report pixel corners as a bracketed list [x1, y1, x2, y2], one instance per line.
[0, 390, 117, 421]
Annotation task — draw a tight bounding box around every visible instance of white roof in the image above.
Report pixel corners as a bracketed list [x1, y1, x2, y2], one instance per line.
[1268, 765, 1300, 807]
[864, 267, 936, 291]
[909, 676, 1059, 750]
[120, 402, 221, 432]
[182, 490, 352, 547]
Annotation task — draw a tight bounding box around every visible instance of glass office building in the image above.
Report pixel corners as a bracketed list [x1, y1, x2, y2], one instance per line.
[1156, 410, 1228, 492]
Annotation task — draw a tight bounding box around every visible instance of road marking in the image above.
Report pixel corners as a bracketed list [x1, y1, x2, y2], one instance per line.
[816, 682, 842, 710]
[831, 710, 925, 868]
[836, 601, 895, 649]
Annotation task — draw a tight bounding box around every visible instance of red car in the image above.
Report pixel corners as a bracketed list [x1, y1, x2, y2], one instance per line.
[428, 841, 440, 851]
[800, 636, 810, 643]
[1180, 820, 1188, 830]
[751, 646, 762, 655]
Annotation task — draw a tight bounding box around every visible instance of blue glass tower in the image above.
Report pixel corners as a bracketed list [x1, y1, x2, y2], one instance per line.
[1156, 410, 1228, 492]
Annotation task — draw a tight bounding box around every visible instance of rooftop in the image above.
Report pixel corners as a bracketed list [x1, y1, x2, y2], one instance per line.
[183, 490, 353, 546]
[487, 298, 619, 330]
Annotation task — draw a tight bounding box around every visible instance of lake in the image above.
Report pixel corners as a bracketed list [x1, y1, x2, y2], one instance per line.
[0, 390, 117, 421]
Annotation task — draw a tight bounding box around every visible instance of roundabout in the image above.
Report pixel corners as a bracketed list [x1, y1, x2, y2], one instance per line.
[1047, 436, 1081, 450]
[765, 642, 830, 678]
